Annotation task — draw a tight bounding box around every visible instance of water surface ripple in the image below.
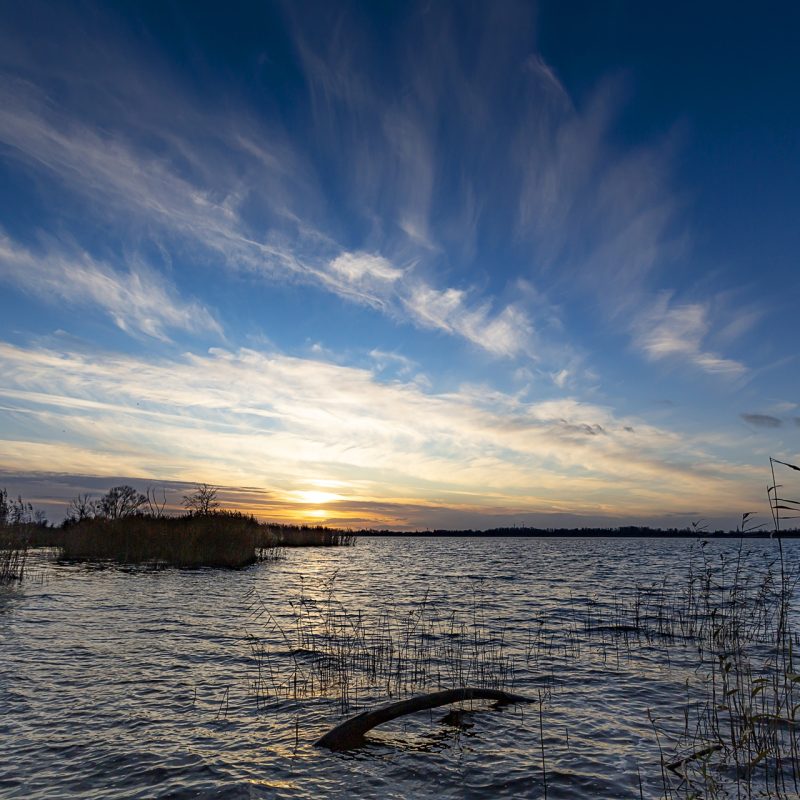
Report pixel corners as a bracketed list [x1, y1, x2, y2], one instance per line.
[1, 537, 797, 798]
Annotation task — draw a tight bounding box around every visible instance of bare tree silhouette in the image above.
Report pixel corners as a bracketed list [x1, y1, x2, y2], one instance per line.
[182, 483, 219, 515]
[67, 493, 97, 522]
[98, 486, 147, 519]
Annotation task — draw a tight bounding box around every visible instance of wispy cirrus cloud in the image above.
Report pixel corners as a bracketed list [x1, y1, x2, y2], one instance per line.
[0, 233, 220, 341]
[0, 75, 538, 359]
[315, 250, 537, 357]
[633, 294, 746, 377]
[512, 66, 683, 301]
[368, 348, 417, 377]
[328, 252, 404, 284]
[287, 5, 743, 382]
[0, 1, 757, 383]
[403, 284, 533, 358]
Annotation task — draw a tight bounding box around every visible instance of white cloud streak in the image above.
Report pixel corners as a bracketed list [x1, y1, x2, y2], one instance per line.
[0, 233, 220, 341]
[0, 4, 754, 379]
[0, 78, 537, 359]
[404, 284, 533, 358]
[634, 294, 746, 377]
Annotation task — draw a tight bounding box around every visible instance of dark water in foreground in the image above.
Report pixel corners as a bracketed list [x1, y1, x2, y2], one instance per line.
[1, 537, 798, 799]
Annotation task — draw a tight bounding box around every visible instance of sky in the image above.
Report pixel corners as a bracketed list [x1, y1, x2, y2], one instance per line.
[0, 0, 798, 529]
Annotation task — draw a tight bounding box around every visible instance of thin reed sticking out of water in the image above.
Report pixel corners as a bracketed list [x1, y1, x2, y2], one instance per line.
[246, 576, 516, 715]
[580, 520, 800, 796]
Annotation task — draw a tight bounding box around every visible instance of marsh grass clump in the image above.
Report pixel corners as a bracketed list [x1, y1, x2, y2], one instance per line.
[0, 488, 44, 583]
[647, 547, 800, 799]
[0, 525, 29, 583]
[19, 481, 356, 569]
[61, 511, 275, 568]
[645, 463, 800, 799]
[53, 483, 356, 566]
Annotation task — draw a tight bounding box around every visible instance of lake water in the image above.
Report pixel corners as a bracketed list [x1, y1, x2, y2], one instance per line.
[1, 536, 798, 799]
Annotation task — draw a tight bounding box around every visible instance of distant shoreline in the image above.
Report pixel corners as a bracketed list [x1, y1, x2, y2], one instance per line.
[351, 527, 800, 539]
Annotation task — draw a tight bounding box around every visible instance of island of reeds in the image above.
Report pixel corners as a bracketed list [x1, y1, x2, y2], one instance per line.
[0, 483, 355, 576]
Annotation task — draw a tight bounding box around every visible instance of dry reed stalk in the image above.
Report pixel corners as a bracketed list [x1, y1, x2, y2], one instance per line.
[0, 526, 29, 583]
[246, 579, 518, 715]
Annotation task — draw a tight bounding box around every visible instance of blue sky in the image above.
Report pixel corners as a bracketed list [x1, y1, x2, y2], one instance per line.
[0, 1, 798, 528]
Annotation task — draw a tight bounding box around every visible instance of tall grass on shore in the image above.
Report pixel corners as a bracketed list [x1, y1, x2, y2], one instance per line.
[52, 483, 356, 565]
[246, 578, 515, 714]
[61, 511, 278, 568]
[0, 479, 357, 570]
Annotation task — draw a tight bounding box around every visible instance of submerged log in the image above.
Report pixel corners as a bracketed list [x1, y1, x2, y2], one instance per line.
[315, 687, 533, 751]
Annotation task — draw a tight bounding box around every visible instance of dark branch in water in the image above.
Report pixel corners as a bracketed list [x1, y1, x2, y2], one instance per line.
[315, 687, 533, 751]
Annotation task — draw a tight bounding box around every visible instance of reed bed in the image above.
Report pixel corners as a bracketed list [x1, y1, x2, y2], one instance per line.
[60, 511, 278, 568]
[572, 460, 800, 798]
[265, 523, 356, 547]
[1, 488, 36, 582]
